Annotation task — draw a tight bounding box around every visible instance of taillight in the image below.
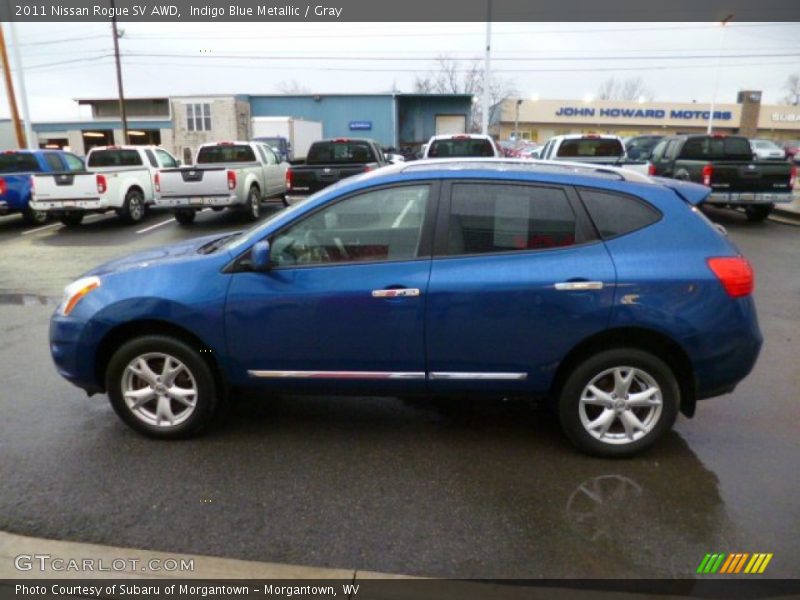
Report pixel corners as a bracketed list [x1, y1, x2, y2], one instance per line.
[707, 257, 754, 298]
[790, 164, 797, 190]
[647, 163, 656, 176]
[0, 177, 7, 196]
[96, 174, 107, 194]
[702, 164, 713, 187]
[363, 165, 373, 173]
[154, 172, 160, 193]
[285, 168, 293, 191]
[227, 170, 236, 191]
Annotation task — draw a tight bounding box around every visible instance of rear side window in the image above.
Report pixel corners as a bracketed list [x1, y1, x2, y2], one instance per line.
[196, 145, 256, 164]
[680, 137, 752, 161]
[580, 189, 661, 239]
[428, 138, 495, 158]
[0, 153, 40, 173]
[307, 141, 373, 164]
[88, 150, 143, 167]
[557, 138, 623, 158]
[447, 183, 578, 255]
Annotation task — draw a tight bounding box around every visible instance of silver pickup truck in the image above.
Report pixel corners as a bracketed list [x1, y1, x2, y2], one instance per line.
[155, 141, 288, 225]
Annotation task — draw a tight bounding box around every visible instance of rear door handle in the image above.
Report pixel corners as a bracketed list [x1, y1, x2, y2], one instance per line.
[554, 281, 604, 291]
[371, 288, 421, 298]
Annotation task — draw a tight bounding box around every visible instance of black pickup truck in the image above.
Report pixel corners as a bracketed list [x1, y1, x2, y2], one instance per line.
[650, 134, 796, 221]
[285, 138, 388, 203]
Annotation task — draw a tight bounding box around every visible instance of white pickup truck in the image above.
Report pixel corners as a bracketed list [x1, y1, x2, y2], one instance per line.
[538, 134, 652, 175]
[155, 141, 288, 225]
[30, 145, 179, 227]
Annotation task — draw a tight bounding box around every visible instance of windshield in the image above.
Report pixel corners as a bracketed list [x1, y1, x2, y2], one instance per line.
[0, 153, 40, 173]
[752, 140, 779, 149]
[197, 145, 256, 163]
[557, 138, 624, 157]
[427, 138, 495, 158]
[307, 141, 373, 164]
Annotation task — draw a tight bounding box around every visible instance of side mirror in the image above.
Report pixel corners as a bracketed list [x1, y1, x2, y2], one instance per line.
[251, 240, 271, 272]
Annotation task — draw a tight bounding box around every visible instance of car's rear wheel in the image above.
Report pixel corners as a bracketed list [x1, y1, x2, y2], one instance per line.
[59, 212, 84, 227]
[106, 335, 219, 439]
[22, 207, 48, 225]
[558, 348, 678, 458]
[244, 186, 261, 221]
[744, 204, 772, 222]
[118, 189, 146, 224]
[174, 209, 196, 225]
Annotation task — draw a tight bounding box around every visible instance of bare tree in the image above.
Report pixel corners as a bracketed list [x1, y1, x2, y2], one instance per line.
[413, 55, 517, 132]
[597, 77, 653, 101]
[782, 73, 800, 105]
[275, 79, 311, 94]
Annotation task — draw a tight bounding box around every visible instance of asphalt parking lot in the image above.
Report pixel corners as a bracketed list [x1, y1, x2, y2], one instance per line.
[0, 204, 798, 578]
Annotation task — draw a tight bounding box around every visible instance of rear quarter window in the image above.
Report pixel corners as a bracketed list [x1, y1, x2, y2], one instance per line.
[579, 189, 661, 239]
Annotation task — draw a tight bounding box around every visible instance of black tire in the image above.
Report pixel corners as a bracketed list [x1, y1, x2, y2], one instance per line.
[118, 188, 146, 224]
[281, 194, 290, 208]
[557, 348, 679, 458]
[22, 207, 48, 225]
[59, 212, 84, 227]
[744, 204, 772, 222]
[105, 335, 219, 439]
[244, 186, 261, 222]
[174, 209, 196, 225]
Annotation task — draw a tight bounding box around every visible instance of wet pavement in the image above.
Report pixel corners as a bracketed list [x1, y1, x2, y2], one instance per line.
[0, 205, 798, 578]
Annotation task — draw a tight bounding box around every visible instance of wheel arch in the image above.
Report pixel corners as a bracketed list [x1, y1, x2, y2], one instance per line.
[550, 326, 697, 417]
[95, 319, 227, 397]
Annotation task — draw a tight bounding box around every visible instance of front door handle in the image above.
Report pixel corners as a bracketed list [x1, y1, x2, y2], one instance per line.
[554, 281, 604, 291]
[371, 288, 421, 298]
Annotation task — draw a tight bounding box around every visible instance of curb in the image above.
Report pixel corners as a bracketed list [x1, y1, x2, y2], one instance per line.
[0, 531, 405, 580]
[770, 207, 800, 227]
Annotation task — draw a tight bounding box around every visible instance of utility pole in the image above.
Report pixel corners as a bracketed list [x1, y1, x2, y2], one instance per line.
[481, 0, 492, 135]
[111, 0, 129, 144]
[514, 98, 522, 140]
[0, 23, 25, 148]
[707, 14, 733, 134]
[8, 21, 35, 149]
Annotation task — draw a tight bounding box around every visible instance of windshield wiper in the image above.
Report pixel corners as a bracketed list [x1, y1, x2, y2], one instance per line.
[198, 232, 241, 255]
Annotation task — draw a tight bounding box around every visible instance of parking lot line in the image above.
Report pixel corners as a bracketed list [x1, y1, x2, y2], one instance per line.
[137, 217, 176, 234]
[20, 222, 60, 236]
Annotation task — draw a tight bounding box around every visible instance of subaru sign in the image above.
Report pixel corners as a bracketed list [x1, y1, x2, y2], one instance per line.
[349, 121, 373, 131]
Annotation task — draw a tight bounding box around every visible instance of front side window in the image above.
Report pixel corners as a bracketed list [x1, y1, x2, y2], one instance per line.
[447, 183, 577, 255]
[186, 103, 212, 132]
[43, 153, 64, 171]
[155, 149, 178, 168]
[271, 185, 430, 267]
[62, 153, 85, 171]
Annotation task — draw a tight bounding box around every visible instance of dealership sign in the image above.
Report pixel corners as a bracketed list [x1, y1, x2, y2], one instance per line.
[772, 113, 800, 122]
[554, 106, 733, 121]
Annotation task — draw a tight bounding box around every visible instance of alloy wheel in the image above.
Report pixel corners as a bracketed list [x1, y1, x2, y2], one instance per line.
[121, 352, 198, 428]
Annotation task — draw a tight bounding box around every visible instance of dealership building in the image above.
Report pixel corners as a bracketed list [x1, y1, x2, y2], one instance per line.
[491, 91, 800, 143]
[26, 93, 473, 157]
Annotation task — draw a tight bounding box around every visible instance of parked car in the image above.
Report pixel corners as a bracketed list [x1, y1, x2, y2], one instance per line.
[30, 145, 179, 227]
[49, 158, 762, 458]
[781, 139, 800, 160]
[539, 134, 651, 174]
[750, 139, 786, 161]
[0, 149, 85, 225]
[422, 134, 500, 159]
[155, 141, 288, 225]
[650, 134, 796, 221]
[284, 138, 388, 204]
[624, 135, 665, 160]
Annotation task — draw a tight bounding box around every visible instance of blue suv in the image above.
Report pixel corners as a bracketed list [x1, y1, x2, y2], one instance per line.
[49, 160, 762, 457]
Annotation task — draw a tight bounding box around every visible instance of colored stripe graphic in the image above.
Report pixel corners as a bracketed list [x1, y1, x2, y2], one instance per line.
[702, 552, 773, 574]
[697, 554, 712, 574]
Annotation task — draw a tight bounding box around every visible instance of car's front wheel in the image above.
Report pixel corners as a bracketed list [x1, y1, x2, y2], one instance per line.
[106, 335, 219, 439]
[558, 348, 679, 458]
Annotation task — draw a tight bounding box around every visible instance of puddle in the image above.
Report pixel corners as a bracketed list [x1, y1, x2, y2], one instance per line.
[0, 293, 60, 307]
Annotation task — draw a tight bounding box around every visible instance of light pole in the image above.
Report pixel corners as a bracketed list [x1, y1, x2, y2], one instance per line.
[514, 98, 522, 140]
[481, 0, 492, 136]
[707, 15, 733, 134]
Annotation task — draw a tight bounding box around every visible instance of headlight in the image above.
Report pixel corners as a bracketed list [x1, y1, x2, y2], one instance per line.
[59, 276, 101, 316]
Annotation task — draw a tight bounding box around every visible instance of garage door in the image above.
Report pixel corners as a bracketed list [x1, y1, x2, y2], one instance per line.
[435, 115, 467, 135]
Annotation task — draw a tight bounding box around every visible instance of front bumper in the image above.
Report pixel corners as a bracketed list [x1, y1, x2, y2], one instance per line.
[156, 194, 238, 208]
[707, 191, 793, 205]
[49, 314, 102, 393]
[31, 198, 106, 212]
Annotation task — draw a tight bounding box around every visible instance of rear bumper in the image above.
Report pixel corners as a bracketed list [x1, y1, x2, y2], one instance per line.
[707, 191, 793, 205]
[31, 198, 106, 212]
[284, 194, 310, 205]
[156, 194, 238, 208]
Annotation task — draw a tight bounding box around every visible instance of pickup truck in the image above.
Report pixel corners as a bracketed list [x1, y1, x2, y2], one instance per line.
[30, 145, 179, 227]
[0, 149, 85, 225]
[650, 134, 797, 221]
[539, 134, 652, 174]
[285, 138, 388, 204]
[155, 141, 287, 225]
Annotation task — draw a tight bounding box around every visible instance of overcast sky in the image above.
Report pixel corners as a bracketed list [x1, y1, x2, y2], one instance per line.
[1, 21, 798, 121]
